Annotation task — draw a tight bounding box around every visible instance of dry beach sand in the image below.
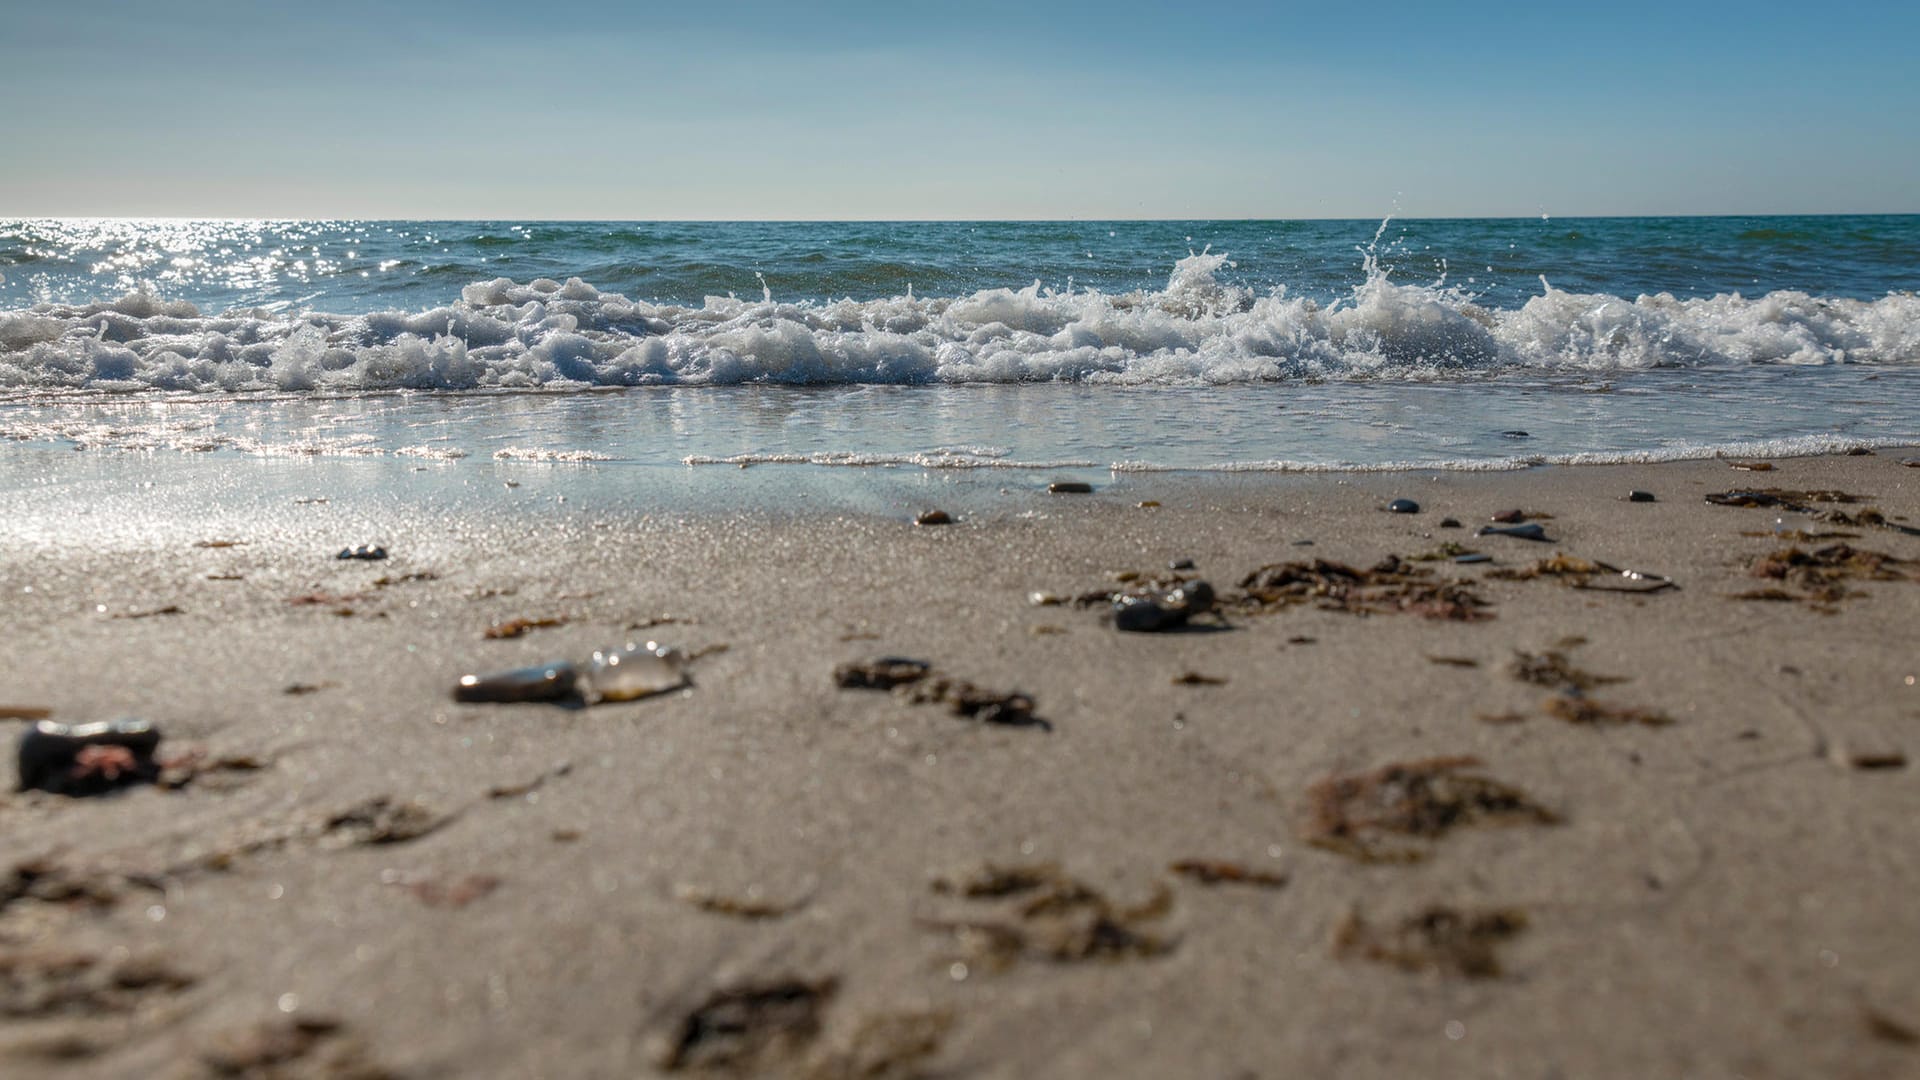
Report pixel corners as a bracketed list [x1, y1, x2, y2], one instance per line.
[3, 452, 1920, 1078]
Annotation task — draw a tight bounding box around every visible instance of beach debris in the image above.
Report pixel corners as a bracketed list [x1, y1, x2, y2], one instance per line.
[1288, 636, 1317, 644]
[1333, 905, 1528, 979]
[1810, 507, 1920, 537]
[1489, 554, 1676, 593]
[1863, 1005, 1920, 1046]
[914, 509, 953, 526]
[1169, 859, 1288, 888]
[1501, 430, 1531, 439]
[1386, 498, 1420, 514]
[1628, 489, 1657, 502]
[1171, 671, 1227, 685]
[453, 661, 580, 703]
[294, 497, 329, 505]
[154, 750, 271, 792]
[335, 545, 387, 561]
[835, 658, 1042, 728]
[676, 883, 811, 919]
[1030, 623, 1067, 636]
[16, 719, 161, 796]
[200, 1017, 387, 1077]
[282, 681, 333, 696]
[1508, 649, 1625, 694]
[483, 615, 568, 639]
[320, 796, 450, 847]
[922, 863, 1174, 969]
[206, 573, 246, 581]
[0, 949, 195, 1018]
[372, 571, 437, 587]
[1237, 557, 1493, 621]
[1477, 711, 1530, 725]
[656, 977, 838, 1073]
[834, 657, 932, 689]
[1476, 522, 1550, 541]
[1303, 756, 1559, 863]
[1704, 487, 1867, 510]
[1902, 458, 1920, 469]
[1490, 509, 1526, 523]
[1739, 543, 1917, 606]
[1137, 500, 1160, 507]
[1543, 696, 1674, 727]
[1113, 580, 1217, 632]
[109, 604, 182, 619]
[400, 874, 501, 909]
[1426, 656, 1480, 668]
[1, 858, 156, 917]
[1829, 737, 1908, 771]
[193, 539, 246, 548]
[1454, 552, 1492, 564]
[802, 1010, 954, 1080]
[0, 706, 52, 721]
[1439, 517, 1462, 528]
[579, 634, 695, 703]
[1410, 542, 1479, 562]
[1169, 557, 1196, 570]
[487, 761, 573, 799]
[1727, 460, 1775, 471]
[1047, 481, 1093, 494]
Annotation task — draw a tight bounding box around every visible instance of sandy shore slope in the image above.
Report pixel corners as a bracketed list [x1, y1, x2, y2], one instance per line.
[3, 452, 1919, 1078]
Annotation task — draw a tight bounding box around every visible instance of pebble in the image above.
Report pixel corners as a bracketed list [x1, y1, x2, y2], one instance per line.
[1169, 558, 1196, 570]
[1386, 499, 1420, 514]
[17, 718, 161, 795]
[915, 510, 953, 526]
[1048, 481, 1093, 494]
[337, 545, 387, 561]
[1490, 509, 1525, 524]
[1476, 523, 1550, 541]
[453, 662, 580, 704]
[1113, 581, 1216, 633]
[1439, 518, 1462, 529]
[1628, 490, 1657, 502]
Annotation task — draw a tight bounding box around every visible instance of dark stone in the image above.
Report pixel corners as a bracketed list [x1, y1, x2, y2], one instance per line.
[453, 662, 580, 703]
[1501, 430, 1531, 439]
[915, 510, 953, 526]
[1386, 499, 1420, 514]
[833, 657, 931, 690]
[1113, 581, 1216, 633]
[1490, 509, 1525, 524]
[17, 719, 162, 795]
[1476, 523, 1550, 542]
[1169, 558, 1196, 570]
[1047, 481, 1093, 494]
[337, 545, 388, 561]
[1628, 490, 1657, 502]
[1439, 518, 1462, 529]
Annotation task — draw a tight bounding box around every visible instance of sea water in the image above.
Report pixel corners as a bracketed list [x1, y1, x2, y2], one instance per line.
[1, 217, 1916, 493]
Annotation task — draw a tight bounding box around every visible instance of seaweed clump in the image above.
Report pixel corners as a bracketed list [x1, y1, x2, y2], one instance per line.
[921, 863, 1175, 969]
[1236, 557, 1492, 621]
[1303, 756, 1559, 863]
[657, 978, 839, 1073]
[1735, 543, 1918, 608]
[1334, 905, 1529, 979]
[834, 658, 1043, 728]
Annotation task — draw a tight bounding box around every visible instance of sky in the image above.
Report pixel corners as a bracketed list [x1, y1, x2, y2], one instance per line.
[2, 0, 1917, 220]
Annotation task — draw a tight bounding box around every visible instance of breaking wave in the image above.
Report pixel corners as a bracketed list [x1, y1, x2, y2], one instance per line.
[1, 254, 1916, 393]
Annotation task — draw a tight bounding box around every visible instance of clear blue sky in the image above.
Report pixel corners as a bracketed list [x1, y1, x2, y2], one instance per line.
[3, 0, 1916, 219]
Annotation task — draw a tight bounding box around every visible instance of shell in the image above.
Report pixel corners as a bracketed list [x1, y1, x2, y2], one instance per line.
[453, 662, 579, 703]
[583, 641, 688, 703]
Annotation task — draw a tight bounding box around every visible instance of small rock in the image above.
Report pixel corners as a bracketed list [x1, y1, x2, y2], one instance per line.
[1500, 430, 1531, 439]
[1438, 518, 1462, 529]
[453, 662, 580, 704]
[17, 719, 162, 795]
[1476, 523, 1550, 541]
[1386, 499, 1420, 514]
[1628, 490, 1656, 502]
[915, 510, 953, 526]
[1290, 539, 1315, 546]
[1048, 481, 1093, 494]
[1113, 581, 1216, 633]
[1844, 447, 1874, 457]
[336, 545, 387, 561]
[1490, 509, 1525, 524]
[1169, 558, 1196, 570]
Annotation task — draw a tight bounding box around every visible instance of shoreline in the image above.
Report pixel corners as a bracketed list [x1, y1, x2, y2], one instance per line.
[2, 451, 1918, 1076]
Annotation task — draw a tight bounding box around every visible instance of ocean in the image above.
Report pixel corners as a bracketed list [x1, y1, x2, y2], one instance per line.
[1, 216, 1916, 486]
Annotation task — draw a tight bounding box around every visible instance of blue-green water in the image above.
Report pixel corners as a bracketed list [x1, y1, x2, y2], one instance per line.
[1, 217, 1916, 471]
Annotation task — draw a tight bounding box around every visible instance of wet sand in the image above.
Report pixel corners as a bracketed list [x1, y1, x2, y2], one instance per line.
[3, 452, 1920, 1078]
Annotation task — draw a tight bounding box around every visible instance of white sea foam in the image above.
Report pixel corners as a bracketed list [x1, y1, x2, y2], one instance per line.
[2, 257, 1914, 393]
